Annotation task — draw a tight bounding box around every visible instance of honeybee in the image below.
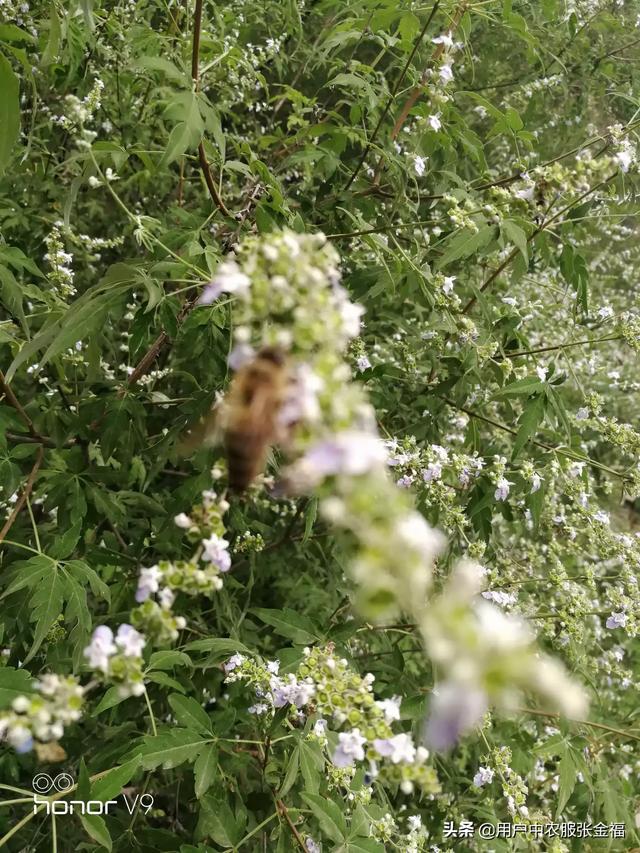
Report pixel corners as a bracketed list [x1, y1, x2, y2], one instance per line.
[180, 347, 290, 492]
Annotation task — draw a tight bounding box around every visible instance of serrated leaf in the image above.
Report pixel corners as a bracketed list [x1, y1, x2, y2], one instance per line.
[132, 729, 208, 770]
[436, 224, 495, 269]
[502, 219, 528, 266]
[0, 52, 20, 174]
[251, 608, 320, 645]
[79, 813, 112, 851]
[512, 393, 545, 458]
[25, 569, 64, 662]
[556, 751, 577, 816]
[91, 756, 141, 802]
[301, 792, 347, 843]
[194, 744, 218, 799]
[168, 694, 213, 734]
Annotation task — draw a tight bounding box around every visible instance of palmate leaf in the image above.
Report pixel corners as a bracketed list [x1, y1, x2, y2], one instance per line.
[130, 728, 209, 770]
[25, 568, 65, 662]
[4, 263, 142, 382]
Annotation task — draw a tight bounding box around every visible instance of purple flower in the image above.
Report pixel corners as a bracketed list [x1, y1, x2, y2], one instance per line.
[606, 611, 627, 630]
[332, 728, 366, 767]
[424, 682, 488, 751]
[373, 733, 416, 764]
[115, 624, 146, 658]
[201, 534, 231, 572]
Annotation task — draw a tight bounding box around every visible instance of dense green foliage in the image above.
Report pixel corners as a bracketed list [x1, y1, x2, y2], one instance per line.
[1, 0, 640, 850]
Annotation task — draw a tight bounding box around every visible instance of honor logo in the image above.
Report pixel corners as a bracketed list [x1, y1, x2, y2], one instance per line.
[31, 774, 154, 816]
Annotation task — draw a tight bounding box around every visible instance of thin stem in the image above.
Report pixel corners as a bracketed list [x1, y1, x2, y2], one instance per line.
[515, 707, 640, 743]
[500, 334, 621, 359]
[191, 0, 230, 216]
[344, 1, 440, 191]
[231, 810, 279, 850]
[0, 446, 44, 546]
[144, 689, 158, 736]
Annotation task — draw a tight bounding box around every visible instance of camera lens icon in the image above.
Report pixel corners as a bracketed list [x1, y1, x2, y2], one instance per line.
[32, 772, 74, 794]
[32, 773, 53, 794]
[53, 773, 74, 792]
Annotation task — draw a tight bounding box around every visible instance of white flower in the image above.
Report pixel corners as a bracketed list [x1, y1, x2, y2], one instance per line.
[536, 365, 548, 382]
[313, 718, 328, 738]
[199, 261, 251, 305]
[494, 477, 513, 501]
[376, 696, 401, 723]
[439, 63, 454, 85]
[396, 511, 446, 562]
[428, 113, 442, 132]
[201, 534, 231, 572]
[174, 512, 192, 529]
[530, 472, 543, 493]
[223, 653, 246, 673]
[615, 147, 634, 172]
[356, 355, 371, 372]
[115, 624, 146, 658]
[413, 155, 427, 177]
[373, 732, 416, 764]
[135, 564, 163, 602]
[88, 175, 102, 188]
[432, 32, 453, 47]
[332, 728, 366, 767]
[473, 766, 495, 787]
[297, 431, 386, 483]
[339, 299, 365, 339]
[442, 275, 456, 294]
[84, 626, 116, 672]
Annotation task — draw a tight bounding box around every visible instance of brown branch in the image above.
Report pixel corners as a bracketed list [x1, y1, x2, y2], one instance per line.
[6, 431, 75, 449]
[0, 445, 44, 544]
[191, 0, 230, 217]
[0, 369, 38, 438]
[128, 295, 197, 387]
[462, 170, 618, 313]
[276, 799, 307, 851]
[344, 1, 440, 191]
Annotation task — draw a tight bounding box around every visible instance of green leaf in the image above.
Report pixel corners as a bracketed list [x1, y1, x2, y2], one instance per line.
[251, 608, 321, 645]
[0, 52, 20, 174]
[147, 650, 192, 671]
[79, 814, 112, 851]
[301, 792, 347, 843]
[132, 729, 208, 770]
[41, 3, 61, 66]
[512, 393, 545, 458]
[0, 667, 34, 710]
[501, 219, 529, 266]
[436, 224, 495, 269]
[494, 376, 544, 398]
[278, 745, 300, 798]
[196, 789, 243, 847]
[91, 757, 141, 802]
[194, 744, 218, 799]
[299, 739, 324, 793]
[93, 686, 128, 716]
[168, 694, 213, 734]
[25, 569, 65, 662]
[556, 751, 577, 816]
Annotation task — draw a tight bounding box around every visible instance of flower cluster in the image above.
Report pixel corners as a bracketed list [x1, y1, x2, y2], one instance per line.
[44, 223, 75, 298]
[83, 624, 146, 698]
[225, 646, 440, 793]
[0, 674, 84, 754]
[131, 488, 230, 643]
[420, 560, 589, 749]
